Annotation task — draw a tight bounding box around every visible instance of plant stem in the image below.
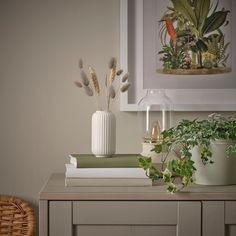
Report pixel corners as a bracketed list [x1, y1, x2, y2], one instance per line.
[107, 95, 111, 111]
[161, 148, 171, 171]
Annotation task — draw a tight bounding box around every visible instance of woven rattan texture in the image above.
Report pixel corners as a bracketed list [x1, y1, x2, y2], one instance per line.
[0, 195, 36, 236]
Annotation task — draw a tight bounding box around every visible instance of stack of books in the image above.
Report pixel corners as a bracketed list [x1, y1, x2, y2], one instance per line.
[65, 154, 152, 187]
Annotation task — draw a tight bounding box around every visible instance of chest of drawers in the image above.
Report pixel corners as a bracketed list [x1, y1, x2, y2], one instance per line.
[39, 173, 236, 236]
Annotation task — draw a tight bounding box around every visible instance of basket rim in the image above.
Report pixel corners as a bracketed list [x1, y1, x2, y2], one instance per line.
[0, 194, 36, 236]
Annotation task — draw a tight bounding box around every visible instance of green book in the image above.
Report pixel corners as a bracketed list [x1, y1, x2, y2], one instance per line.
[69, 154, 142, 168]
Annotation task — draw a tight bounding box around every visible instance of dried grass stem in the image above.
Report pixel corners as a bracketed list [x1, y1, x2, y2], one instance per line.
[74, 81, 82, 88]
[89, 66, 100, 96]
[81, 70, 89, 86]
[122, 73, 129, 83]
[120, 82, 131, 92]
[75, 57, 130, 111]
[84, 86, 93, 96]
[78, 59, 83, 69]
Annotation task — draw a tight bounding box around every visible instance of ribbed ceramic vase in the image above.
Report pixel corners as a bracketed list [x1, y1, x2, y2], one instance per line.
[91, 111, 116, 157]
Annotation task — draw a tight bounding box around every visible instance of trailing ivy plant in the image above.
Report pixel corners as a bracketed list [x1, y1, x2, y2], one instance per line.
[139, 113, 236, 193]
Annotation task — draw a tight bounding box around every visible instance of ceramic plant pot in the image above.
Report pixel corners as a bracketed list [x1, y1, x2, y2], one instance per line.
[192, 140, 236, 185]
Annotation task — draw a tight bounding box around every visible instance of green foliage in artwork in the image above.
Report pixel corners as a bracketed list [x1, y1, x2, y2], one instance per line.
[158, 43, 186, 69]
[171, 0, 197, 27]
[205, 33, 230, 67]
[158, 0, 231, 71]
[202, 10, 230, 35]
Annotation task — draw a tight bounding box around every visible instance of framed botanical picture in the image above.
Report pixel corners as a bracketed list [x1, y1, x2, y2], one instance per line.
[120, 0, 236, 111]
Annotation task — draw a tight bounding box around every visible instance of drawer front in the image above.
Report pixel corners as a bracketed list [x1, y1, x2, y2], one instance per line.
[225, 201, 236, 224]
[73, 201, 177, 225]
[74, 225, 176, 236]
[49, 201, 72, 236]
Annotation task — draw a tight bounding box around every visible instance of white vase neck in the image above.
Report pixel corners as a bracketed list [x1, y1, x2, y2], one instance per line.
[96, 110, 113, 113]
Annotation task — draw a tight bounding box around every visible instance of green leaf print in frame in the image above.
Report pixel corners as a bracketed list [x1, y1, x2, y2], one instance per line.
[158, 0, 231, 74]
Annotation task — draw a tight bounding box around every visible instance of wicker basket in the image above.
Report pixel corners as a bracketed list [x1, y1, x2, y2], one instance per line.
[0, 195, 36, 236]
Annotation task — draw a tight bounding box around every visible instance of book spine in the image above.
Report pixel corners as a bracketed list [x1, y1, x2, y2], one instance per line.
[69, 154, 140, 168]
[65, 164, 147, 178]
[65, 178, 152, 187]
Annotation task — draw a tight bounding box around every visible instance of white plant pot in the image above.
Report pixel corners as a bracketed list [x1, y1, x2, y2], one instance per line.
[192, 140, 236, 185]
[91, 111, 116, 157]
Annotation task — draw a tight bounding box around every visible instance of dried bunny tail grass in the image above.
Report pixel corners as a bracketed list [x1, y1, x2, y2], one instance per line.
[120, 82, 131, 92]
[107, 57, 117, 84]
[109, 64, 117, 84]
[105, 74, 108, 87]
[78, 58, 83, 69]
[107, 84, 116, 110]
[81, 70, 89, 86]
[122, 73, 129, 83]
[84, 86, 94, 96]
[108, 57, 117, 69]
[110, 67, 116, 83]
[108, 85, 116, 99]
[88, 66, 100, 96]
[74, 81, 82, 88]
[116, 69, 123, 76]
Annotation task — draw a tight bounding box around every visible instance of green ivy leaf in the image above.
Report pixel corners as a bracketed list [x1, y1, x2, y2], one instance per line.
[162, 168, 172, 183]
[151, 144, 162, 153]
[226, 144, 236, 155]
[167, 183, 177, 194]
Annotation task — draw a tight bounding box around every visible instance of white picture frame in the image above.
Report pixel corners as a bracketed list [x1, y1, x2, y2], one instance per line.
[120, 0, 236, 111]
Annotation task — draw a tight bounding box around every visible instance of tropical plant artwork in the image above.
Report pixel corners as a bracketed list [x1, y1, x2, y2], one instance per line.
[157, 0, 231, 75]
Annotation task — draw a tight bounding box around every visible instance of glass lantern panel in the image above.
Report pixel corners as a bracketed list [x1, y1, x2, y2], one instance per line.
[138, 89, 172, 143]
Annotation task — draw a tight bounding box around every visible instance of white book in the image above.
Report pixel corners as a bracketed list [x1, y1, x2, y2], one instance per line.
[69, 155, 77, 167]
[65, 177, 152, 187]
[65, 164, 147, 179]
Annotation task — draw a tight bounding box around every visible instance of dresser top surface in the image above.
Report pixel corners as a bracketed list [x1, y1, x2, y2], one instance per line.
[39, 173, 236, 201]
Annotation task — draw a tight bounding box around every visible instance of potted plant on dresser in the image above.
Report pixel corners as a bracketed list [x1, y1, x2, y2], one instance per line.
[139, 113, 236, 193]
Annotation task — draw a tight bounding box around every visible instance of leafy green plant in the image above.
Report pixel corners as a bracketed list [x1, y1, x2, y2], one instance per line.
[139, 113, 236, 193]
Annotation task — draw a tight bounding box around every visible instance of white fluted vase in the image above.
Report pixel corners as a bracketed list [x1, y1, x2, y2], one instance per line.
[91, 111, 116, 157]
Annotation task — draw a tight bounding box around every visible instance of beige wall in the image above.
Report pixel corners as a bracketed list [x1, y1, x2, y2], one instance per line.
[0, 0, 235, 226]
